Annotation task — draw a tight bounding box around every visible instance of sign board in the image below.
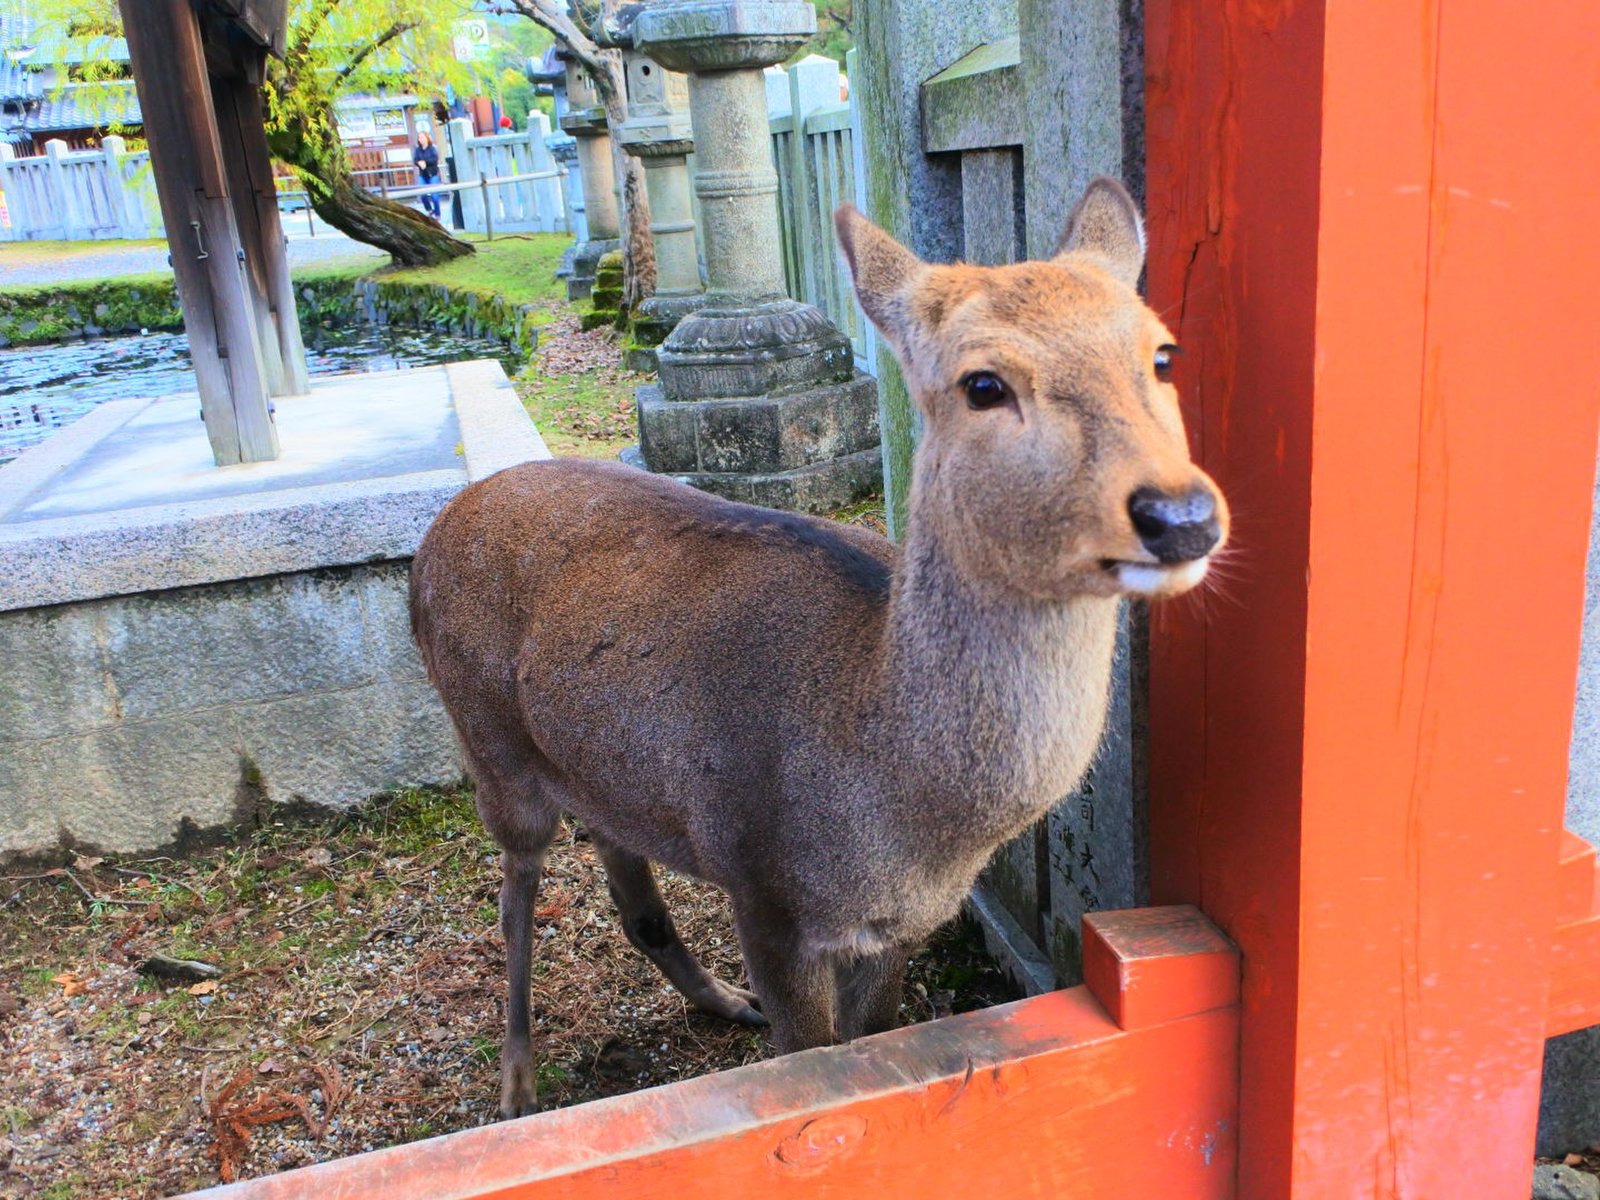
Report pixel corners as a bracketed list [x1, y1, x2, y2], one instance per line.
[452, 19, 491, 63]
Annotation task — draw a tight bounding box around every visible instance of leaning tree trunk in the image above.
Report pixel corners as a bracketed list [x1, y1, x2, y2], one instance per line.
[268, 110, 474, 268]
[302, 174, 474, 268]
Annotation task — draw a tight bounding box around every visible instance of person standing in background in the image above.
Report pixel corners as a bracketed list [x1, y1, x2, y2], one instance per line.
[414, 130, 442, 220]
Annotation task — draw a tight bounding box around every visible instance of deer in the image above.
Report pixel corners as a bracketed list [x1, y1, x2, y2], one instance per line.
[409, 177, 1228, 1118]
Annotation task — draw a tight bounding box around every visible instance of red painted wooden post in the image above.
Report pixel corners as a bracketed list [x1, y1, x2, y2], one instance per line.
[1145, 2, 1600, 1196]
[178, 909, 1239, 1199]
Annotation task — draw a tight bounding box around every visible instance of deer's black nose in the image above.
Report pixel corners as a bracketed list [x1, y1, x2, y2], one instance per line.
[1128, 485, 1221, 564]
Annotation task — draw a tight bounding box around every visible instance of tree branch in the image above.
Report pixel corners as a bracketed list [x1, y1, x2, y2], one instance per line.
[335, 20, 417, 83]
[506, 0, 606, 78]
[291, 0, 343, 60]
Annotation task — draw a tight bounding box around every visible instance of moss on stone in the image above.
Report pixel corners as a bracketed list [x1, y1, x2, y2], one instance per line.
[581, 308, 621, 331]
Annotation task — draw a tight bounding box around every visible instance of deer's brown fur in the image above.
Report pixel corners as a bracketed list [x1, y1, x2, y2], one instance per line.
[410, 178, 1227, 1117]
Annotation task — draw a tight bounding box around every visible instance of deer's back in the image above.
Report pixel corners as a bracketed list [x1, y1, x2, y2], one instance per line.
[410, 459, 895, 888]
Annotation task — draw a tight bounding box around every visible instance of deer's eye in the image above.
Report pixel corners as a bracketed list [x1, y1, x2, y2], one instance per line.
[961, 371, 1012, 411]
[1154, 344, 1180, 382]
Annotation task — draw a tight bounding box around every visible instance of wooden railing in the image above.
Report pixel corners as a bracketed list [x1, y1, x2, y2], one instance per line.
[765, 52, 876, 373]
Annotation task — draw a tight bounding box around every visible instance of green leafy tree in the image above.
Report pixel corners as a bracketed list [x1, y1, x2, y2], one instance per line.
[38, 0, 482, 266]
[504, 0, 655, 307]
[262, 0, 478, 265]
[806, 0, 853, 63]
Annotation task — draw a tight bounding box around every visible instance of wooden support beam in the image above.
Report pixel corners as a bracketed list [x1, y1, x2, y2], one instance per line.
[212, 69, 310, 397]
[120, 0, 279, 465]
[1550, 831, 1600, 1038]
[177, 908, 1239, 1199]
[1145, 2, 1600, 1196]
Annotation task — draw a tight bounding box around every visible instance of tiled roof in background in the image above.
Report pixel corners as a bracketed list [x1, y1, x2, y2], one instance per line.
[6, 80, 139, 134]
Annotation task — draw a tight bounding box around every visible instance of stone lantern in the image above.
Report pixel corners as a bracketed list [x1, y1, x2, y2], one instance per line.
[558, 56, 622, 300]
[616, 44, 705, 369]
[525, 49, 588, 274]
[630, 0, 880, 512]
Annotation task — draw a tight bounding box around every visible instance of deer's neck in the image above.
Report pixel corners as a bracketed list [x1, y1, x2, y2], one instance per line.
[876, 525, 1120, 834]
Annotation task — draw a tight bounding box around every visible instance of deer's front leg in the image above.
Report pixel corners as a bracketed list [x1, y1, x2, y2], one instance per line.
[836, 947, 909, 1042]
[733, 907, 837, 1053]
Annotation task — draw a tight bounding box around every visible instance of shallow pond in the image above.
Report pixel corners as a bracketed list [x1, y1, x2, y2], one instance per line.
[0, 323, 520, 463]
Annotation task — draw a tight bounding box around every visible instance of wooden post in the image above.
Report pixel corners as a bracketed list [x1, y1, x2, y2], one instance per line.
[447, 117, 484, 233]
[119, 0, 279, 465]
[1144, 2, 1600, 1196]
[212, 70, 310, 397]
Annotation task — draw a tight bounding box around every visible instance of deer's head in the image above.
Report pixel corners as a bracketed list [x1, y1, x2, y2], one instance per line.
[837, 178, 1227, 601]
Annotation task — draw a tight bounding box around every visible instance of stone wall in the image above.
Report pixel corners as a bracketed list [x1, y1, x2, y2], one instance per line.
[0, 275, 546, 358]
[0, 562, 459, 857]
[0, 360, 545, 862]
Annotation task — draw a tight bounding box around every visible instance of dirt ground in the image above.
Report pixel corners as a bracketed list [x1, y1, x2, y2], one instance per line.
[0, 789, 1015, 1199]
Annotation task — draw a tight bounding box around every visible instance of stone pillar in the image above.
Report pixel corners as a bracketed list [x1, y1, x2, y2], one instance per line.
[548, 134, 587, 248]
[857, 0, 1017, 537]
[629, 0, 881, 514]
[560, 59, 621, 301]
[527, 48, 588, 253]
[617, 49, 704, 370]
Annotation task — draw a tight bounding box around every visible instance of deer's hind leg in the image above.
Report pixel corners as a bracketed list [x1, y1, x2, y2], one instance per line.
[465, 742, 561, 1120]
[590, 833, 765, 1027]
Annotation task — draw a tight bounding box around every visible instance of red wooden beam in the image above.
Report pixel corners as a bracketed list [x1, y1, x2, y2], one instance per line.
[1550, 832, 1600, 1038]
[1145, 2, 1600, 1197]
[180, 908, 1239, 1199]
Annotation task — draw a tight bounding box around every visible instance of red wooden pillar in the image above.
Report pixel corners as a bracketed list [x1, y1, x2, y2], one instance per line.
[1145, 3, 1600, 1197]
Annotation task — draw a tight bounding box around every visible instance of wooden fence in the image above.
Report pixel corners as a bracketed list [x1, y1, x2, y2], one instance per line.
[0, 136, 162, 242]
[445, 113, 567, 237]
[764, 52, 876, 373]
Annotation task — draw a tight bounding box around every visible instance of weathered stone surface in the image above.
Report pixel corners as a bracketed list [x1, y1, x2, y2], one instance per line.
[0, 363, 534, 611]
[630, 0, 879, 510]
[636, 376, 876, 480]
[1534, 1163, 1600, 1200]
[0, 362, 548, 859]
[1019, 0, 1143, 256]
[657, 300, 854, 400]
[568, 237, 620, 301]
[647, 445, 882, 515]
[858, 0, 1017, 535]
[0, 563, 464, 859]
[921, 35, 1024, 153]
[0, 706, 248, 856]
[635, 0, 815, 74]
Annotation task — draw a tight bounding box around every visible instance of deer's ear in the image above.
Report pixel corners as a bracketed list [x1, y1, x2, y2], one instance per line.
[1055, 176, 1145, 287]
[835, 204, 925, 345]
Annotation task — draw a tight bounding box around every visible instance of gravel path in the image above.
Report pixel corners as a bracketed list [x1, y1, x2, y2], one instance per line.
[1, 226, 386, 286]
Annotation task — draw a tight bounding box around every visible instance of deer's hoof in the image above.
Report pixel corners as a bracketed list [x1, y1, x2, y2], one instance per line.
[499, 1056, 540, 1120]
[731, 1003, 768, 1027]
[695, 980, 769, 1027]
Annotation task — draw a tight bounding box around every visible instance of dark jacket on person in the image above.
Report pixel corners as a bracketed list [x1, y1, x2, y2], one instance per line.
[414, 142, 440, 181]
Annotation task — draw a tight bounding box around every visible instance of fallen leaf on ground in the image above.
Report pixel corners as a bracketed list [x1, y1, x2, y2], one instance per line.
[188, 980, 219, 996]
[52, 972, 87, 998]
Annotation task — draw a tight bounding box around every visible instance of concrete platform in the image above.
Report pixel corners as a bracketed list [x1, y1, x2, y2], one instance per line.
[0, 360, 548, 858]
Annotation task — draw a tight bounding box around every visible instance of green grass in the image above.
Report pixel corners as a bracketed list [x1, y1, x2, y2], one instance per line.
[516, 361, 642, 460]
[0, 237, 164, 262]
[377, 233, 569, 315]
